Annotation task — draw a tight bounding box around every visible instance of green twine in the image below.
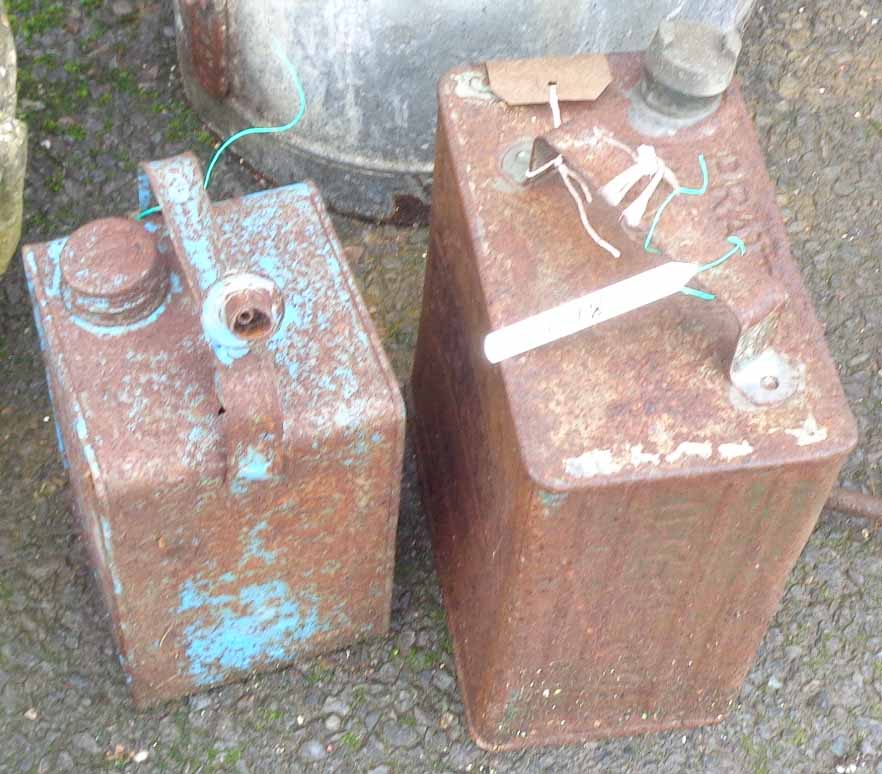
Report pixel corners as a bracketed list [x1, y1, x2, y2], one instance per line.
[644, 153, 709, 254]
[638, 152, 746, 301]
[681, 236, 748, 300]
[135, 44, 307, 222]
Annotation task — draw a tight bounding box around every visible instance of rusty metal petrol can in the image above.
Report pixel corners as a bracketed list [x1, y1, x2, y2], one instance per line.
[411, 24, 857, 750]
[23, 153, 405, 707]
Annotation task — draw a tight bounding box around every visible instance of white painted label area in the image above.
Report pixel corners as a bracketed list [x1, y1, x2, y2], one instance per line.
[484, 262, 701, 364]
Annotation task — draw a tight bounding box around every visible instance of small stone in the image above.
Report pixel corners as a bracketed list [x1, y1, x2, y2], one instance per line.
[381, 720, 421, 748]
[849, 353, 872, 369]
[321, 695, 350, 717]
[432, 670, 455, 691]
[24, 707, 37, 720]
[368, 767, 391, 774]
[831, 735, 849, 757]
[778, 75, 802, 99]
[396, 629, 416, 655]
[133, 750, 149, 763]
[190, 694, 212, 712]
[299, 739, 327, 762]
[439, 712, 455, 730]
[71, 732, 101, 755]
[767, 675, 783, 690]
[374, 662, 399, 684]
[111, 0, 135, 15]
[413, 706, 431, 728]
[325, 714, 342, 732]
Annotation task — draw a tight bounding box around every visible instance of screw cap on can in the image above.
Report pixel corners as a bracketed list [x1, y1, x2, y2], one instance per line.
[644, 20, 741, 99]
[61, 217, 169, 326]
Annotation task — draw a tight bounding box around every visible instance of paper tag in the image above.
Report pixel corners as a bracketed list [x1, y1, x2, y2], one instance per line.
[486, 55, 612, 106]
[484, 262, 701, 364]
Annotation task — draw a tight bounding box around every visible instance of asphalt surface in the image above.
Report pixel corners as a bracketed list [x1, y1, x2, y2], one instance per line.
[1, 0, 882, 772]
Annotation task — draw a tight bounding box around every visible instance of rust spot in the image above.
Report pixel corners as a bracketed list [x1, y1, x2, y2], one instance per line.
[387, 194, 431, 226]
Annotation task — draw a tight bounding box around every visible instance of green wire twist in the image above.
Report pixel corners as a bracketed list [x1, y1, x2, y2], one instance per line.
[637, 153, 746, 301]
[644, 153, 709, 255]
[135, 44, 307, 222]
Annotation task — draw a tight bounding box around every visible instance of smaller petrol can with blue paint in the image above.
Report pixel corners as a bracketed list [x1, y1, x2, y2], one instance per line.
[23, 153, 405, 706]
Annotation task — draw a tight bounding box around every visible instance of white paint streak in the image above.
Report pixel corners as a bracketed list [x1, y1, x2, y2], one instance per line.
[564, 449, 623, 478]
[665, 441, 713, 464]
[785, 415, 828, 446]
[630, 444, 661, 466]
[718, 441, 754, 461]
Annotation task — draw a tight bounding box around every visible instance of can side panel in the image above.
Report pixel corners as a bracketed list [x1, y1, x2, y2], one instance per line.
[120, 429, 401, 707]
[412, 121, 532, 731]
[21, 242, 129, 660]
[479, 458, 846, 748]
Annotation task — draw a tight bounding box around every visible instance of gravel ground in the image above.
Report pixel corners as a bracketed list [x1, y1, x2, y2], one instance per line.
[1, 1, 881, 772]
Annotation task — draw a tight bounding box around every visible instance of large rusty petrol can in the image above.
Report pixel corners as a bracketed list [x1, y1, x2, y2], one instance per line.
[23, 153, 405, 706]
[411, 22, 856, 749]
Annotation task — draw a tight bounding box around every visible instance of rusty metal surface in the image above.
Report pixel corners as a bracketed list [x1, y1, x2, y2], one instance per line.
[22, 153, 405, 707]
[826, 487, 882, 525]
[410, 57, 857, 750]
[179, 0, 229, 99]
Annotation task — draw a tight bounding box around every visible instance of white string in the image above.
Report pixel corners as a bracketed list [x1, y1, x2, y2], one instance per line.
[558, 164, 621, 258]
[524, 153, 563, 180]
[622, 163, 665, 227]
[523, 85, 622, 258]
[597, 143, 681, 226]
[549, 82, 562, 129]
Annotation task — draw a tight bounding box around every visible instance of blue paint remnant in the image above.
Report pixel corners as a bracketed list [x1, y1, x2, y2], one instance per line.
[178, 579, 325, 685]
[237, 446, 272, 480]
[99, 517, 123, 596]
[201, 301, 250, 366]
[69, 272, 183, 337]
[180, 235, 219, 291]
[231, 445, 273, 494]
[74, 413, 101, 486]
[243, 182, 310, 202]
[538, 490, 568, 511]
[371, 432, 383, 444]
[44, 238, 66, 297]
[52, 419, 67, 465]
[23, 252, 68, 465]
[137, 170, 153, 211]
[187, 425, 211, 446]
[246, 520, 277, 564]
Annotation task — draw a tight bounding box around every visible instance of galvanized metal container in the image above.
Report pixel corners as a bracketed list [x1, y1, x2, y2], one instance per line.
[411, 48, 856, 748]
[172, 0, 755, 221]
[23, 153, 405, 706]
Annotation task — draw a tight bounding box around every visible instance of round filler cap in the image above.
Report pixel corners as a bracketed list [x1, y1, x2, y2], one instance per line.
[61, 217, 169, 326]
[644, 19, 742, 99]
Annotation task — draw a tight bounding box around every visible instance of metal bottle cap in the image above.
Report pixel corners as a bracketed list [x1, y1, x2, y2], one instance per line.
[61, 217, 169, 326]
[644, 20, 742, 99]
[632, 20, 742, 131]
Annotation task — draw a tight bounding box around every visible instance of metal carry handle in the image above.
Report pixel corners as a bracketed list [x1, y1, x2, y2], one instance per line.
[140, 153, 286, 487]
[525, 138, 796, 406]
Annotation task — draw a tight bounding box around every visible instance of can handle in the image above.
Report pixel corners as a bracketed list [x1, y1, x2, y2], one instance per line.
[526, 138, 798, 405]
[140, 153, 286, 489]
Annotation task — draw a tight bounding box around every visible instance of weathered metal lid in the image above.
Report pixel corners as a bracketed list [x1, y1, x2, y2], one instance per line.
[643, 19, 741, 99]
[60, 217, 169, 326]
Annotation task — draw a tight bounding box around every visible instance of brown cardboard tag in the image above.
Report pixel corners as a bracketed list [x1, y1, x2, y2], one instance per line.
[486, 54, 612, 106]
